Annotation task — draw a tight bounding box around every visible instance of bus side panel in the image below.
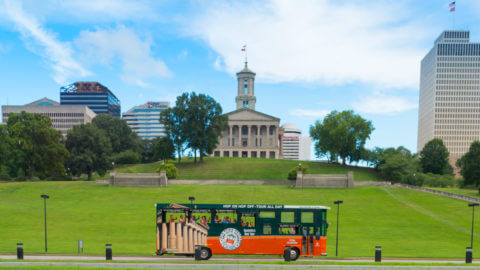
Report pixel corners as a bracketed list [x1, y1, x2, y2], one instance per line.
[318, 236, 327, 255]
[207, 236, 303, 255]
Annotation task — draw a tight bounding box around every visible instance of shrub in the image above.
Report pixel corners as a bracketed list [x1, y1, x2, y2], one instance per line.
[114, 150, 141, 165]
[156, 163, 178, 179]
[16, 168, 25, 181]
[422, 173, 456, 188]
[287, 165, 309, 180]
[0, 166, 10, 180]
[403, 173, 424, 187]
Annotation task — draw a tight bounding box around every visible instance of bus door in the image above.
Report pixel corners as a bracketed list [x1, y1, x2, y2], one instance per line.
[301, 226, 315, 255]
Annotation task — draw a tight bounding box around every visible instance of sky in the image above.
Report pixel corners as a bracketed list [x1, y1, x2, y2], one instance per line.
[1, 0, 480, 156]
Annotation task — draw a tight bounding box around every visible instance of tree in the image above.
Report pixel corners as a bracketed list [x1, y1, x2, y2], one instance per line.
[141, 139, 156, 163]
[458, 141, 480, 192]
[419, 138, 451, 175]
[154, 137, 175, 163]
[65, 123, 112, 180]
[186, 93, 227, 162]
[7, 112, 69, 180]
[378, 151, 420, 183]
[309, 110, 374, 165]
[92, 114, 142, 154]
[160, 94, 189, 163]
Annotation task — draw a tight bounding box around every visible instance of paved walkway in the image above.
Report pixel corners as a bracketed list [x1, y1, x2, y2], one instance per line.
[0, 261, 479, 269]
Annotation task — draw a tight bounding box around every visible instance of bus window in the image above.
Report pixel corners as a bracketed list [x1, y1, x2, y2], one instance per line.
[165, 210, 186, 223]
[192, 210, 211, 225]
[263, 224, 272, 235]
[214, 210, 237, 224]
[240, 213, 255, 227]
[281, 211, 295, 223]
[301, 212, 314, 223]
[279, 224, 299, 235]
[259, 211, 275, 218]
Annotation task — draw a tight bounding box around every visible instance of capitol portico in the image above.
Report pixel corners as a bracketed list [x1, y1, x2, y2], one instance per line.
[212, 62, 283, 159]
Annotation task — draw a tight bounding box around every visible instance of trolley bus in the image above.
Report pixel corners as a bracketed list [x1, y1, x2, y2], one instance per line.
[155, 203, 329, 260]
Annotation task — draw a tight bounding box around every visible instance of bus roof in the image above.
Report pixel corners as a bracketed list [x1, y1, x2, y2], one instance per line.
[156, 203, 330, 210]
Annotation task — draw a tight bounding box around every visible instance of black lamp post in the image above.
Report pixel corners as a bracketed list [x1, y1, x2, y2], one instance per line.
[469, 203, 479, 249]
[334, 200, 343, 257]
[41, 194, 50, 253]
[189, 196, 195, 205]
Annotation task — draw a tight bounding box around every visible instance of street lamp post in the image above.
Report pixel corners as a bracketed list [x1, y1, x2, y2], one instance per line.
[469, 203, 479, 249]
[189, 196, 195, 205]
[334, 200, 343, 257]
[41, 194, 50, 253]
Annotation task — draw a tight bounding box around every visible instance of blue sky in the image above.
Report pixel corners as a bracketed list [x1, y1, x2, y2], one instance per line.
[1, 0, 480, 155]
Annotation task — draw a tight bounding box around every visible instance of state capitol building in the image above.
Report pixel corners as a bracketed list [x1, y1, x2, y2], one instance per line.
[212, 62, 284, 159]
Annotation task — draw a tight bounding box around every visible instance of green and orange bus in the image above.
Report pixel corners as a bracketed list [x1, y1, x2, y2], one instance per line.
[155, 203, 329, 260]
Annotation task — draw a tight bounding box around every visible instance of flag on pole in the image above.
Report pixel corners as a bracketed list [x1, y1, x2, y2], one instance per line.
[449, 1, 455, 12]
[241, 45, 246, 52]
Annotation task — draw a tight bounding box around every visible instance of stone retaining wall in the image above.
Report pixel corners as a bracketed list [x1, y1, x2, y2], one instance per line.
[169, 180, 295, 185]
[295, 171, 354, 188]
[394, 183, 480, 203]
[109, 172, 167, 187]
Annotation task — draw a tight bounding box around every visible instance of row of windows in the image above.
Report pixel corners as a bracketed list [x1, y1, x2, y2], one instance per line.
[436, 91, 480, 96]
[435, 108, 480, 113]
[437, 44, 480, 56]
[436, 79, 480, 85]
[436, 119, 480, 124]
[127, 122, 164, 126]
[132, 108, 166, 112]
[436, 97, 480, 102]
[437, 68, 480, 73]
[436, 85, 480, 90]
[437, 73, 480, 79]
[131, 127, 166, 130]
[435, 124, 480, 130]
[2, 112, 86, 118]
[435, 113, 480, 119]
[435, 102, 480, 108]
[437, 62, 480, 68]
[438, 57, 480, 62]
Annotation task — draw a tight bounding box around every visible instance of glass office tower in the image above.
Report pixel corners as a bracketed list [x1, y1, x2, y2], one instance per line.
[60, 82, 121, 117]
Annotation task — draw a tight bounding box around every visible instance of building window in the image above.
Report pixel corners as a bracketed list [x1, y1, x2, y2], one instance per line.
[244, 79, 248, 94]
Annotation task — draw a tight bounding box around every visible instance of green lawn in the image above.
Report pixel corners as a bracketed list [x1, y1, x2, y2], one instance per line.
[115, 157, 382, 181]
[432, 188, 480, 198]
[1, 181, 479, 258]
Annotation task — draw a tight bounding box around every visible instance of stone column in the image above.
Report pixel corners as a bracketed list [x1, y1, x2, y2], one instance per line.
[188, 227, 193, 253]
[176, 223, 183, 252]
[266, 126, 270, 148]
[229, 125, 233, 147]
[183, 225, 188, 253]
[247, 125, 251, 148]
[168, 222, 177, 249]
[161, 223, 168, 250]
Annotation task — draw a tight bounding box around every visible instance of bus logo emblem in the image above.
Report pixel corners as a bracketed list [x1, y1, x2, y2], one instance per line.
[219, 228, 242, 250]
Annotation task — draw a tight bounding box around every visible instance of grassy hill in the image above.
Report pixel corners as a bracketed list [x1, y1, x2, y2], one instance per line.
[116, 157, 382, 181]
[0, 181, 478, 258]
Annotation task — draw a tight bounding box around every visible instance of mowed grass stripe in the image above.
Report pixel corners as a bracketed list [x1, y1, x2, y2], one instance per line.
[0, 182, 477, 258]
[116, 157, 382, 181]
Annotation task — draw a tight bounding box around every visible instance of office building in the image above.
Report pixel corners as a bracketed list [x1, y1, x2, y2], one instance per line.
[122, 102, 169, 139]
[213, 62, 283, 158]
[2, 97, 96, 136]
[60, 82, 121, 117]
[281, 123, 311, 160]
[417, 30, 480, 165]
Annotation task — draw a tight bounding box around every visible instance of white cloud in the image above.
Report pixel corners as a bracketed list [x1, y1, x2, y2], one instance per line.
[187, 0, 433, 89]
[353, 94, 417, 115]
[289, 109, 330, 118]
[2, 0, 89, 84]
[74, 25, 170, 86]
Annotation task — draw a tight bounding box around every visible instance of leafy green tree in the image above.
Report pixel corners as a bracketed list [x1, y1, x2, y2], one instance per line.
[92, 114, 142, 154]
[186, 93, 227, 162]
[419, 138, 451, 175]
[378, 152, 420, 183]
[310, 110, 374, 165]
[140, 139, 156, 163]
[154, 137, 175, 163]
[114, 150, 141, 164]
[458, 141, 480, 192]
[160, 94, 189, 163]
[7, 112, 69, 180]
[65, 123, 112, 180]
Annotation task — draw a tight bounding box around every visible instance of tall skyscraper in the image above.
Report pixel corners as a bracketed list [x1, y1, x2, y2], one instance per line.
[60, 82, 121, 117]
[280, 123, 311, 160]
[418, 30, 480, 165]
[122, 102, 169, 139]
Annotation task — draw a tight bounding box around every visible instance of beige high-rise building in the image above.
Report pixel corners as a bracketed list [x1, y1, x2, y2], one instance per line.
[417, 30, 480, 165]
[2, 97, 96, 136]
[212, 62, 283, 158]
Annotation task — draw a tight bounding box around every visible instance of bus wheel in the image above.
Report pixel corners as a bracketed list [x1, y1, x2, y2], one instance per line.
[199, 247, 211, 260]
[288, 248, 299, 261]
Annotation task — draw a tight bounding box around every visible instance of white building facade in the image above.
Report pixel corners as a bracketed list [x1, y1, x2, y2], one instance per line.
[417, 30, 480, 165]
[281, 123, 311, 160]
[2, 97, 96, 136]
[122, 102, 169, 139]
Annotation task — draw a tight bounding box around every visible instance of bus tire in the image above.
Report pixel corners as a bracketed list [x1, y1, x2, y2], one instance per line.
[199, 247, 211, 260]
[289, 247, 300, 261]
